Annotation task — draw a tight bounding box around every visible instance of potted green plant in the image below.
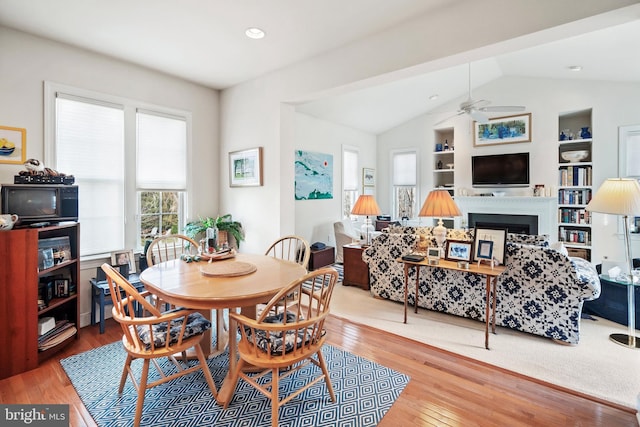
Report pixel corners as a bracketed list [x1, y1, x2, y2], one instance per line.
[184, 214, 245, 249]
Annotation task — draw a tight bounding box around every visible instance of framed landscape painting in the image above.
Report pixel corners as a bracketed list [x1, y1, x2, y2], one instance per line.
[229, 147, 263, 187]
[474, 113, 531, 147]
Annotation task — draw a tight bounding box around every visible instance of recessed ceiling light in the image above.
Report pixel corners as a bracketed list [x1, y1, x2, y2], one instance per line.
[245, 27, 265, 39]
[568, 65, 583, 71]
[429, 94, 439, 101]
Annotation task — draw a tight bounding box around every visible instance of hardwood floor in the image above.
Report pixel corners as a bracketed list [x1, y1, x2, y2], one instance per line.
[0, 316, 637, 426]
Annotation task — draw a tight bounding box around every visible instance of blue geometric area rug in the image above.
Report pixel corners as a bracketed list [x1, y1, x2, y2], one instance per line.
[60, 340, 408, 427]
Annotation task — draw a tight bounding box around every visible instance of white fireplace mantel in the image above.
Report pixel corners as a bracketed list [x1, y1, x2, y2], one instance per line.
[455, 196, 557, 239]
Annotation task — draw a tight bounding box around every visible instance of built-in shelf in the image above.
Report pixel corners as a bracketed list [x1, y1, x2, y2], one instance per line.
[433, 127, 455, 210]
[558, 109, 593, 261]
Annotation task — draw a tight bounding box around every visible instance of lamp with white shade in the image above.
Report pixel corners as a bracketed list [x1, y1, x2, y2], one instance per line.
[418, 189, 462, 257]
[586, 178, 640, 349]
[351, 195, 381, 246]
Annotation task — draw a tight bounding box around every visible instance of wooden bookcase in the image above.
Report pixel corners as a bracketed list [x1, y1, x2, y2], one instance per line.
[0, 222, 80, 379]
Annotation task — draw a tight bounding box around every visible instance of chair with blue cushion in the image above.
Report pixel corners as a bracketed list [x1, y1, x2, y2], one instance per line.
[223, 267, 338, 427]
[101, 263, 217, 427]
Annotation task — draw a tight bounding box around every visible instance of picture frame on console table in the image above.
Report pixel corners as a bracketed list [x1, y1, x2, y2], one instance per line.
[473, 227, 507, 265]
[445, 240, 472, 262]
[111, 250, 136, 274]
[473, 113, 531, 147]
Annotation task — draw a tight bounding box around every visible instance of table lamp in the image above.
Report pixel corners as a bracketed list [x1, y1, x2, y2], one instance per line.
[419, 189, 462, 257]
[586, 178, 640, 349]
[351, 195, 381, 246]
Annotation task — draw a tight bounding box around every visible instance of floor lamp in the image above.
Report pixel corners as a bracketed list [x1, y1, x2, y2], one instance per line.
[586, 178, 640, 349]
[351, 195, 381, 246]
[418, 189, 462, 257]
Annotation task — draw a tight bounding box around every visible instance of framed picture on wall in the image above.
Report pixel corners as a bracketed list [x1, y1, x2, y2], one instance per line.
[363, 168, 375, 187]
[0, 125, 26, 165]
[229, 147, 264, 187]
[473, 113, 531, 147]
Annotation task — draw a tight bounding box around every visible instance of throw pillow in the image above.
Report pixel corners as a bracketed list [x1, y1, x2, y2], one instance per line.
[550, 241, 569, 256]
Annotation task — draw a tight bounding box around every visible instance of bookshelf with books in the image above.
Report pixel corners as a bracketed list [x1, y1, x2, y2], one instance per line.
[0, 222, 80, 380]
[557, 108, 593, 261]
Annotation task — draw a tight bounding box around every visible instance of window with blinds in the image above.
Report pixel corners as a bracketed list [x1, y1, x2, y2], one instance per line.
[137, 110, 187, 243]
[55, 94, 125, 256]
[342, 148, 359, 219]
[392, 150, 417, 219]
[47, 84, 190, 256]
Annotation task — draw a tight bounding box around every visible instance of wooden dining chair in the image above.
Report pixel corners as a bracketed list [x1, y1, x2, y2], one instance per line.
[223, 267, 339, 427]
[100, 263, 217, 427]
[264, 235, 310, 270]
[146, 234, 199, 267]
[263, 235, 311, 315]
[146, 233, 227, 354]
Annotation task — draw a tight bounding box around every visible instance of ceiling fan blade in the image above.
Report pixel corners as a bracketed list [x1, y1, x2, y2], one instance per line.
[468, 110, 489, 124]
[479, 105, 526, 113]
[461, 98, 490, 111]
[433, 111, 464, 126]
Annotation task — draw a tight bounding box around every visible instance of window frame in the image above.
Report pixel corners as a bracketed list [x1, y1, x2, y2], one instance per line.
[44, 81, 193, 257]
[391, 149, 418, 219]
[342, 145, 360, 220]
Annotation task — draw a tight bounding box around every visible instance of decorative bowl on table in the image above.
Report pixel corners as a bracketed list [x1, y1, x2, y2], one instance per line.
[0, 147, 15, 156]
[446, 163, 454, 169]
[561, 150, 588, 162]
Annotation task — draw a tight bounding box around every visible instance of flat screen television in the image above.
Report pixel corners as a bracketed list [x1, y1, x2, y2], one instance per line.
[471, 152, 530, 187]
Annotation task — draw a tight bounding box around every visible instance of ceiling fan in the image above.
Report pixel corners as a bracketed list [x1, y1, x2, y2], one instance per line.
[433, 63, 525, 126]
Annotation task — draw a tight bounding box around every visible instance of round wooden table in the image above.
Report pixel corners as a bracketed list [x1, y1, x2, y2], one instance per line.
[139, 253, 307, 404]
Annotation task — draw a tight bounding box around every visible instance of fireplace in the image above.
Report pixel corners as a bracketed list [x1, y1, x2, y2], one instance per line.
[469, 213, 538, 235]
[455, 196, 556, 237]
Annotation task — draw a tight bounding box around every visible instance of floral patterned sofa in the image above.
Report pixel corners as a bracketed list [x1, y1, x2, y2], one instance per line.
[361, 225, 601, 344]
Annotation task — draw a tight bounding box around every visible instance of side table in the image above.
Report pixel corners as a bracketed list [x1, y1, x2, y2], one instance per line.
[343, 244, 369, 290]
[90, 273, 143, 334]
[309, 245, 335, 270]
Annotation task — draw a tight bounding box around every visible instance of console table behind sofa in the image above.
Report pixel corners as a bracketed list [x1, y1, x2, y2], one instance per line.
[362, 226, 600, 344]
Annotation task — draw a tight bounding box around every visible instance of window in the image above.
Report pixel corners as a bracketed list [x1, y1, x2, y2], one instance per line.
[342, 147, 359, 218]
[54, 94, 125, 256]
[392, 150, 417, 219]
[137, 110, 187, 246]
[45, 83, 190, 257]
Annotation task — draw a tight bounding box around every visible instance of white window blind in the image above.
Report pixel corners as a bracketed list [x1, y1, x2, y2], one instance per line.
[137, 110, 187, 190]
[343, 149, 358, 191]
[393, 151, 416, 185]
[55, 94, 125, 256]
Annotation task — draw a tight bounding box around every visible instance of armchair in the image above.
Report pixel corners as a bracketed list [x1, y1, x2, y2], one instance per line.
[333, 220, 361, 263]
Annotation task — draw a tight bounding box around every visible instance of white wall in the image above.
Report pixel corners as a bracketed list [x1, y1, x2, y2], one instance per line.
[293, 113, 376, 247]
[377, 75, 640, 263]
[0, 26, 220, 326]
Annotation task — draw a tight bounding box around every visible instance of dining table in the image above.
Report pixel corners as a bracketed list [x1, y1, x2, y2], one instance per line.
[139, 252, 308, 404]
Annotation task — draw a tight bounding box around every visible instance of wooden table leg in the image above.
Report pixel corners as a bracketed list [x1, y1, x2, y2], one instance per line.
[491, 277, 498, 334]
[403, 263, 409, 324]
[414, 264, 420, 314]
[485, 275, 491, 350]
[216, 304, 257, 406]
